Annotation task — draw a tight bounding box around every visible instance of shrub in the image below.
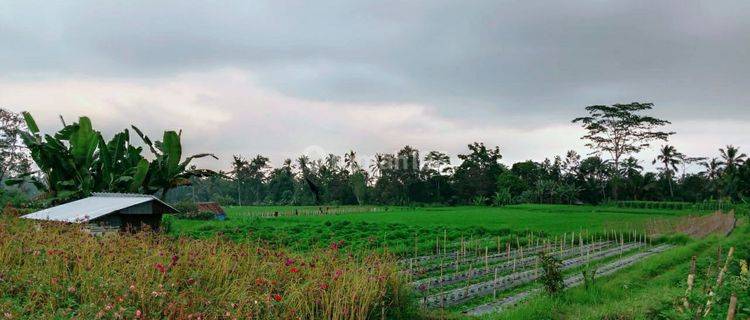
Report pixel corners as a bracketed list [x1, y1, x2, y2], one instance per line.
[172, 200, 198, 214]
[175, 211, 216, 220]
[538, 250, 564, 295]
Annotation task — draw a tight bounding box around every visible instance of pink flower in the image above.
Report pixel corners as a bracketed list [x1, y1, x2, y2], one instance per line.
[135, 309, 142, 318]
[284, 258, 295, 266]
[154, 263, 166, 274]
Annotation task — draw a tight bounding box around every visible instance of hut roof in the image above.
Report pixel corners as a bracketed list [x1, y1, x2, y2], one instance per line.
[21, 193, 177, 223]
[196, 202, 226, 215]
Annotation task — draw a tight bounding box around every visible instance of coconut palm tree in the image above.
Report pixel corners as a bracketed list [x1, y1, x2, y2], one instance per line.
[699, 158, 724, 181]
[653, 145, 683, 198]
[344, 150, 358, 172]
[700, 157, 724, 199]
[369, 153, 385, 179]
[719, 145, 747, 172]
[619, 157, 643, 179]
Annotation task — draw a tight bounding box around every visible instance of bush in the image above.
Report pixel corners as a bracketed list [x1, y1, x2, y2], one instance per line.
[172, 200, 197, 214]
[175, 211, 215, 220]
[538, 250, 564, 295]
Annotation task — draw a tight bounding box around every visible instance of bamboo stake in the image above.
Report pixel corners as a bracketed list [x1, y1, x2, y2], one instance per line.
[493, 267, 498, 300]
[497, 235, 501, 255]
[506, 242, 511, 260]
[704, 246, 735, 317]
[683, 256, 696, 309]
[484, 247, 490, 272]
[443, 229, 447, 256]
[440, 263, 445, 309]
[726, 293, 737, 320]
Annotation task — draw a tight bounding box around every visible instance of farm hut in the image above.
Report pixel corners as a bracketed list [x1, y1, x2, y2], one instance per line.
[196, 202, 227, 220]
[21, 193, 177, 234]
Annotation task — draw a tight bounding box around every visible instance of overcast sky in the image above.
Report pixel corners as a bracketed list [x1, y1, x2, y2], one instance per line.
[2, 1, 749, 171]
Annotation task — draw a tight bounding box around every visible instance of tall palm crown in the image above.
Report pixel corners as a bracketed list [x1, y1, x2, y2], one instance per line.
[619, 157, 643, 178]
[653, 145, 683, 198]
[344, 150, 358, 172]
[369, 153, 384, 178]
[653, 145, 683, 174]
[719, 145, 747, 171]
[699, 158, 724, 181]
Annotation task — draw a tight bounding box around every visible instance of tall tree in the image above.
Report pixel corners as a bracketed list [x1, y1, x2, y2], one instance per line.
[0, 108, 32, 180]
[453, 142, 503, 200]
[652, 145, 683, 198]
[719, 145, 746, 173]
[718, 145, 747, 200]
[572, 102, 674, 199]
[230, 155, 250, 205]
[344, 150, 359, 172]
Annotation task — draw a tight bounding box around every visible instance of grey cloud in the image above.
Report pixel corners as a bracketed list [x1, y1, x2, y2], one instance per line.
[2, 0, 750, 127]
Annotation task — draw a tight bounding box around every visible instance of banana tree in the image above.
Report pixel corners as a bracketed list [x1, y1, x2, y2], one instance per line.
[132, 126, 217, 198]
[94, 129, 150, 193]
[12, 113, 100, 201]
[9, 113, 213, 204]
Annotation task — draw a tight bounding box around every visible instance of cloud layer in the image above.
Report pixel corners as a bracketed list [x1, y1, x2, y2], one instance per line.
[1, 1, 749, 170]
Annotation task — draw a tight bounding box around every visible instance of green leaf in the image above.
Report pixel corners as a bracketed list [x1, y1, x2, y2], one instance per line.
[129, 159, 150, 192]
[131, 125, 158, 155]
[162, 131, 182, 177]
[22, 111, 40, 134]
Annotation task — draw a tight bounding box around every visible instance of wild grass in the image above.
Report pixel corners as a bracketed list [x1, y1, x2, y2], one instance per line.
[0, 216, 417, 319]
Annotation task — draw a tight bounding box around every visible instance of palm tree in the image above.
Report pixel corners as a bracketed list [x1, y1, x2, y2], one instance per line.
[699, 158, 724, 181]
[369, 153, 384, 179]
[700, 157, 724, 199]
[719, 145, 747, 172]
[344, 150, 358, 172]
[619, 157, 643, 179]
[653, 145, 683, 198]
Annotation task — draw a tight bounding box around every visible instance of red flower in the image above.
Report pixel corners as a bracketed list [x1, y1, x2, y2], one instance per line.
[333, 269, 343, 280]
[290, 267, 300, 273]
[273, 294, 282, 302]
[319, 283, 329, 290]
[154, 263, 166, 274]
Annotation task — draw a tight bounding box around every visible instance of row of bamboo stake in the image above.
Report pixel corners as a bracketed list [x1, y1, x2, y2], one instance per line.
[683, 246, 739, 320]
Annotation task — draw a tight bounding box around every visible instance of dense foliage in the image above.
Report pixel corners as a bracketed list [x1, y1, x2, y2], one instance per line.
[1, 110, 216, 204]
[167, 142, 750, 207]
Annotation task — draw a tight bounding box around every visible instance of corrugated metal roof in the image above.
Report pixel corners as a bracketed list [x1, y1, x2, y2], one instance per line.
[21, 193, 177, 223]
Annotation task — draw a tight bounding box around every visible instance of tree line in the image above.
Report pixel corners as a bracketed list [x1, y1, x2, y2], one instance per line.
[2, 103, 749, 207]
[170, 103, 749, 206]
